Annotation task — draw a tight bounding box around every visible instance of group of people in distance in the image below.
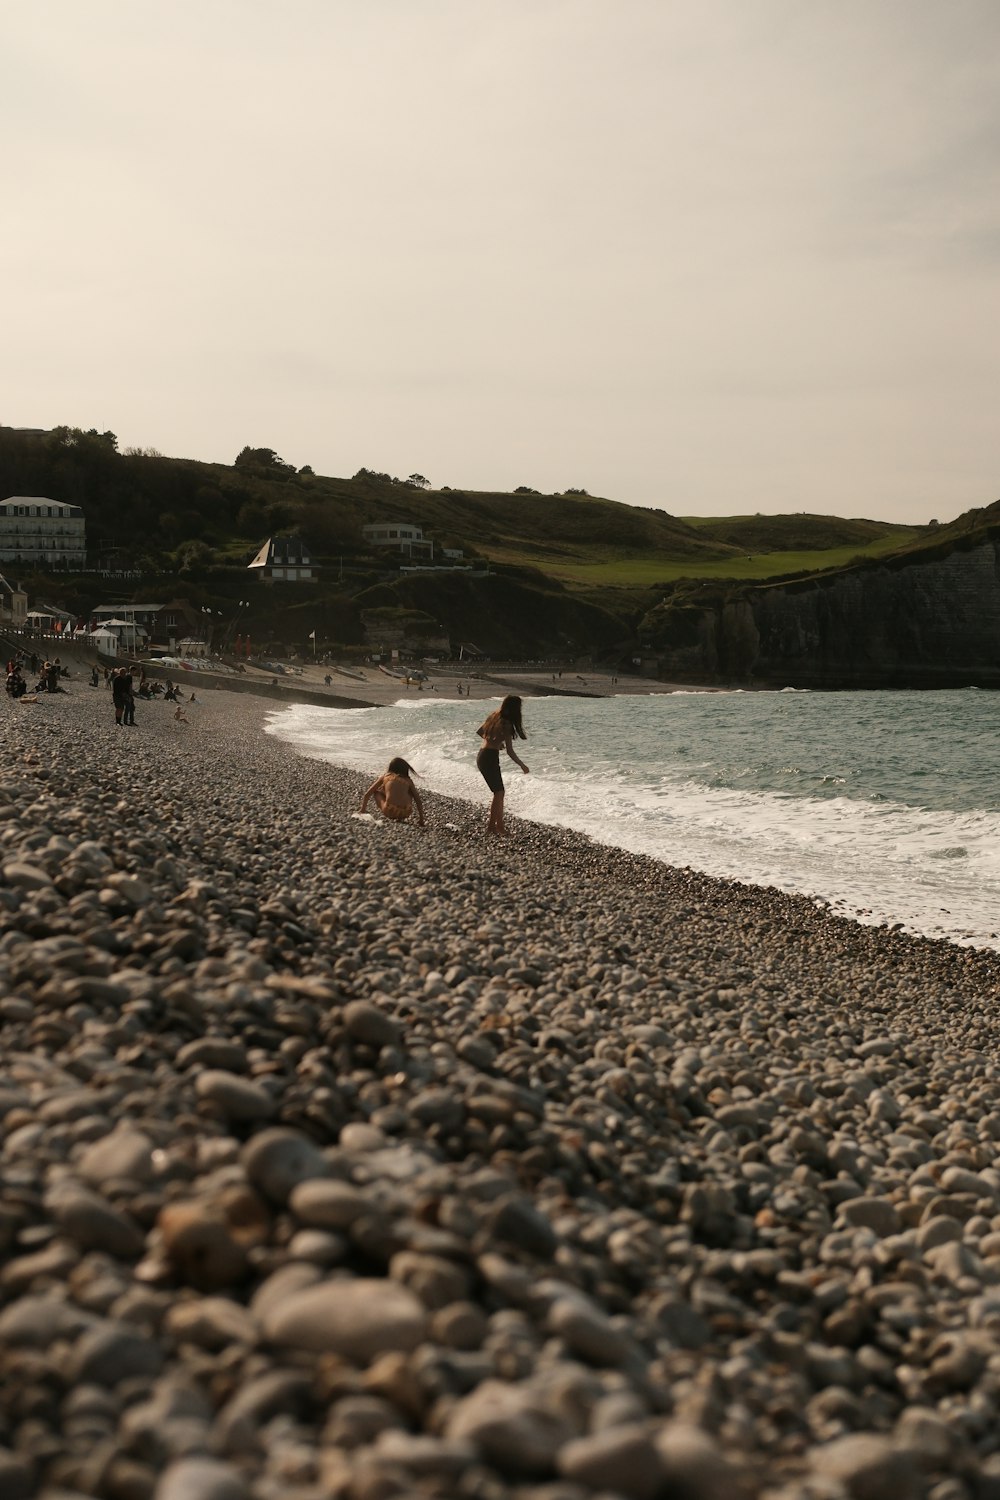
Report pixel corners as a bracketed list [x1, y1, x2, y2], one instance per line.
[5, 654, 66, 699]
[361, 694, 529, 837]
[106, 666, 193, 726]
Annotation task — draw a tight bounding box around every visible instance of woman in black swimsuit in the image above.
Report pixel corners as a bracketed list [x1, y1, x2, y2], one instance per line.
[476, 695, 529, 836]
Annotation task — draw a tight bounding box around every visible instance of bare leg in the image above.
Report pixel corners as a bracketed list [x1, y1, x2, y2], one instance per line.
[487, 791, 505, 835]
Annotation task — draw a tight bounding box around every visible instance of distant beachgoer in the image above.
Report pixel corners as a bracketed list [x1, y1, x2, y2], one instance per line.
[324, 674, 332, 686]
[476, 695, 529, 836]
[174, 705, 189, 724]
[90, 666, 99, 687]
[111, 668, 130, 726]
[360, 757, 425, 826]
[122, 670, 136, 725]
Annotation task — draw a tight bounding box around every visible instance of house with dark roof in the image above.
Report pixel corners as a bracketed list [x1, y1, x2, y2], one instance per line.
[248, 536, 316, 583]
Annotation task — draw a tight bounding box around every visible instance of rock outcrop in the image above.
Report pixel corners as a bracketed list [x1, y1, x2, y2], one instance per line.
[648, 539, 1000, 687]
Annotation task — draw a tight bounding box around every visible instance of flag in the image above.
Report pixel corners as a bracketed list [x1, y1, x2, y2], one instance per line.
[308, 631, 316, 640]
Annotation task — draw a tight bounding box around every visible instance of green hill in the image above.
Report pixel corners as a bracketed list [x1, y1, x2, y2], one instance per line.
[0, 423, 976, 661]
[682, 512, 916, 554]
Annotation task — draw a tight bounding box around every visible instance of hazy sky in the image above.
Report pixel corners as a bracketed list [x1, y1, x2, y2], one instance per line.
[3, 1, 999, 523]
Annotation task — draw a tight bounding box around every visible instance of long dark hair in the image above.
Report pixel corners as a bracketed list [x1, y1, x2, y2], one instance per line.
[479, 694, 526, 742]
[387, 757, 417, 777]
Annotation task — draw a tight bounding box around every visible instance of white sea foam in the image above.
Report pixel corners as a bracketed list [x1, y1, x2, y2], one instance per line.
[266, 691, 1000, 950]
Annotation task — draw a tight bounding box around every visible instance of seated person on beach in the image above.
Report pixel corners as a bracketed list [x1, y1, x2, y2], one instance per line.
[360, 758, 425, 826]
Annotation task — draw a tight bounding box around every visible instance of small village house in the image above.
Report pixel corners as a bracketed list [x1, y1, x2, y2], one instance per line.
[362, 523, 435, 560]
[248, 536, 316, 583]
[0, 571, 28, 629]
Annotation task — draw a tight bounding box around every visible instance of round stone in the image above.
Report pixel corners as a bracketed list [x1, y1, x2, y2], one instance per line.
[261, 1276, 426, 1362]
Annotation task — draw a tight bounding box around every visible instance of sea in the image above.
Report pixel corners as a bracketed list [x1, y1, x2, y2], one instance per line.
[265, 688, 1000, 952]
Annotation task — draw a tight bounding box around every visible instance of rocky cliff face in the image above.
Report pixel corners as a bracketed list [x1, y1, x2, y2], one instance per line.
[651, 540, 1000, 688]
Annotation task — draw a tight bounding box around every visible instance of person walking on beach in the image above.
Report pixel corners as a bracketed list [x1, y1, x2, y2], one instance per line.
[360, 758, 425, 826]
[476, 695, 529, 836]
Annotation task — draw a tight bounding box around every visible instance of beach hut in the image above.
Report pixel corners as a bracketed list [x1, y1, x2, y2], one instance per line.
[99, 618, 146, 656]
[90, 627, 119, 657]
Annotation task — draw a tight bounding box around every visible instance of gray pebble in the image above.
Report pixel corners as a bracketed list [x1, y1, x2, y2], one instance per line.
[156, 1457, 250, 1500]
[261, 1275, 427, 1361]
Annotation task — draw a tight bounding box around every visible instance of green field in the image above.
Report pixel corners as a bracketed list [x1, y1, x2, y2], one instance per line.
[482, 527, 921, 586]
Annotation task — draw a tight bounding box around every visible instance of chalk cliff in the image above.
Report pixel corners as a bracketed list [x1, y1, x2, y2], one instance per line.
[644, 539, 1000, 688]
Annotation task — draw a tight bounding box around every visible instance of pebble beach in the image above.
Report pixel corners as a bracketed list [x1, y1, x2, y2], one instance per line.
[3, 683, 1000, 1500]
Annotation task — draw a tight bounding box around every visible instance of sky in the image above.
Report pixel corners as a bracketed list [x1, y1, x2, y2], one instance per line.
[2, 0, 999, 524]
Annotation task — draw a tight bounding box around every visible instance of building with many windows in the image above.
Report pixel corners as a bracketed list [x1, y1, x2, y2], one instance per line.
[0, 496, 86, 567]
[362, 522, 434, 560]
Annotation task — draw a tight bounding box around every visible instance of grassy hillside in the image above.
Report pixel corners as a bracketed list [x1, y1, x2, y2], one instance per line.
[681, 512, 918, 553]
[0, 423, 985, 660]
[0, 425, 933, 584]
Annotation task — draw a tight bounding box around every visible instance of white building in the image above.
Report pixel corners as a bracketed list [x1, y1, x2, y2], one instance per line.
[0, 496, 86, 567]
[362, 523, 434, 560]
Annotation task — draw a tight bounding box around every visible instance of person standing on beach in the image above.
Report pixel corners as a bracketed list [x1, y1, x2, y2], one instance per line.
[122, 669, 136, 726]
[111, 668, 129, 726]
[476, 695, 529, 836]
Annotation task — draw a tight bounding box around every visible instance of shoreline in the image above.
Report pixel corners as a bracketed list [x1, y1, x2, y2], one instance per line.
[3, 680, 1000, 1496]
[19, 639, 705, 709]
[264, 691, 1000, 959]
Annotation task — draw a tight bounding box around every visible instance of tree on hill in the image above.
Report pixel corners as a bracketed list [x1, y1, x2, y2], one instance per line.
[51, 425, 119, 453]
[235, 446, 295, 476]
